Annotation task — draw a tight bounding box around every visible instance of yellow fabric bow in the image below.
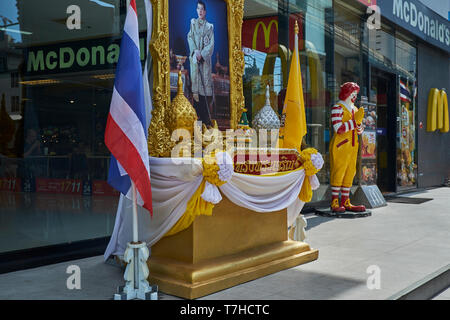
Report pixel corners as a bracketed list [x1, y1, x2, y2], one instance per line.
[298, 148, 319, 203]
[165, 154, 225, 237]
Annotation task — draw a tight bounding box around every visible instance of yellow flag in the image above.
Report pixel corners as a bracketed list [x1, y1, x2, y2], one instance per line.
[278, 22, 306, 153]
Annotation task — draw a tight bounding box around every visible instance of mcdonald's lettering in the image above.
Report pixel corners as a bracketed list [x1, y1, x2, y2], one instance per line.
[427, 88, 449, 133]
[242, 15, 304, 53]
[242, 17, 279, 53]
[252, 20, 278, 50]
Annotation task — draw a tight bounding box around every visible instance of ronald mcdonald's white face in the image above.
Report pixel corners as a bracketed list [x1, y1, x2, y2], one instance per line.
[344, 90, 358, 105]
[350, 90, 358, 103]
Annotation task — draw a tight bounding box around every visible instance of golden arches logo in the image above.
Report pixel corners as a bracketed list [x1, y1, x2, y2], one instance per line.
[427, 88, 449, 133]
[252, 20, 278, 50]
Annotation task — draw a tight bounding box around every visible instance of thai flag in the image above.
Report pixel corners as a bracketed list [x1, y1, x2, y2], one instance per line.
[104, 0, 152, 216]
[400, 80, 412, 103]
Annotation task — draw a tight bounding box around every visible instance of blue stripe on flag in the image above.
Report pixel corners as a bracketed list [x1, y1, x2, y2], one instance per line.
[114, 32, 147, 136]
[108, 155, 131, 196]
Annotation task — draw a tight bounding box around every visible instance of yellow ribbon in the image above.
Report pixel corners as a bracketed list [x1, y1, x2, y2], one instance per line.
[165, 153, 226, 237]
[298, 148, 319, 203]
[164, 179, 215, 237]
[202, 154, 228, 187]
[165, 148, 321, 237]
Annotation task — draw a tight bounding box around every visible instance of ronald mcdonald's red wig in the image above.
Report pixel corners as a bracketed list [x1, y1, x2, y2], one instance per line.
[339, 82, 360, 101]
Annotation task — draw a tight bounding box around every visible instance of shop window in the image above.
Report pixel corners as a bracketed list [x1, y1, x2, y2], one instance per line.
[294, 0, 333, 202]
[242, 0, 334, 203]
[0, 0, 151, 254]
[334, 2, 364, 88]
[242, 0, 284, 126]
[395, 38, 417, 190]
[396, 76, 417, 190]
[395, 36, 417, 80]
[364, 19, 397, 72]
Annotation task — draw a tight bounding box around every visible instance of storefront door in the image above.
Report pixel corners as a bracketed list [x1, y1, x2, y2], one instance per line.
[370, 67, 397, 193]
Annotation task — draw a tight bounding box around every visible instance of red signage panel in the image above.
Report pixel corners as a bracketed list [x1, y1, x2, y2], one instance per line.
[35, 178, 83, 195]
[233, 150, 302, 175]
[0, 177, 21, 192]
[242, 14, 304, 54]
[358, 0, 377, 6]
[92, 180, 120, 196]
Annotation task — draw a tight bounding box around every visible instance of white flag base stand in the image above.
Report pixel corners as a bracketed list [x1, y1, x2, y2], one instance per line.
[114, 241, 158, 300]
[294, 215, 307, 242]
[289, 215, 307, 242]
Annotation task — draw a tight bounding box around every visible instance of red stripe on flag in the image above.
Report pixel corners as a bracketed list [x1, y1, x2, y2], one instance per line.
[105, 114, 153, 216]
[130, 0, 137, 13]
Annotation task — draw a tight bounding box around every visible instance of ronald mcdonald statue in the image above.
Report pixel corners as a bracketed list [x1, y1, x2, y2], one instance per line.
[330, 82, 366, 213]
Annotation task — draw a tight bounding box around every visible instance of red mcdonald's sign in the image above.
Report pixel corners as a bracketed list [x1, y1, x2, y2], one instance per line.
[242, 14, 304, 54]
[242, 16, 279, 53]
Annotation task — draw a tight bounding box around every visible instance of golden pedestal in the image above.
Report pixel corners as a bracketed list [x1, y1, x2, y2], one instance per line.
[147, 196, 318, 299]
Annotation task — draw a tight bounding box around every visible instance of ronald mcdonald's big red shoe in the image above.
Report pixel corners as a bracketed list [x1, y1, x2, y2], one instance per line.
[342, 198, 366, 212]
[331, 198, 345, 213]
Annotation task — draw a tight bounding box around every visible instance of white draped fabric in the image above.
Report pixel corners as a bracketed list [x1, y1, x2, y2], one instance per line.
[104, 156, 318, 260]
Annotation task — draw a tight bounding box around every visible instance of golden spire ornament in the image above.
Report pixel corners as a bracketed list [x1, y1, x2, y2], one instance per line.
[253, 85, 280, 130]
[167, 71, 198, 136]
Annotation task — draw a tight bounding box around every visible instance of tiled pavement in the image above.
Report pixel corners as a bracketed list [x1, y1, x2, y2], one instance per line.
[0, 187, 449, 300]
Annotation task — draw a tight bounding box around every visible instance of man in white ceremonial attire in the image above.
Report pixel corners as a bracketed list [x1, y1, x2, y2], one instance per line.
[187, 0, 214, 126]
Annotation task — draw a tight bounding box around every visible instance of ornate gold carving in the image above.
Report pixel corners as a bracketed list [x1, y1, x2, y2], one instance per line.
[148, 0, 172, 157]
[148, 0, 246, 156]
[226, 0, 245, 129]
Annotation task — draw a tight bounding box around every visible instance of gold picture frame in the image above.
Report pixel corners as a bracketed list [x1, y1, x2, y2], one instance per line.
[148, 0, 245, 157]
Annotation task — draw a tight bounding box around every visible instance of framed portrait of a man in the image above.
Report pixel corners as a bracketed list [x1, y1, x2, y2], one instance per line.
[150, 0, 245, 131]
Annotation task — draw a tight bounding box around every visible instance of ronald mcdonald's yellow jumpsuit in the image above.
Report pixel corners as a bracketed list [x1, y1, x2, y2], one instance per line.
[330, 103, 362, 188]
[329, 101, 366, 212]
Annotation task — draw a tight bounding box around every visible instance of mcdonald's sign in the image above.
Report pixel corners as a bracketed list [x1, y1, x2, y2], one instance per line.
[242, 17, 279, 53]
[242, 15, 304, 54]
[252, 20, 279, 51]
[427, 88, 449, 133]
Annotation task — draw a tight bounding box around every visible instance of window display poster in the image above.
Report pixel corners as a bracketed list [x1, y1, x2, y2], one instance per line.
[361, 130, 376, 159]
[361, 161, 377, 185]
[362, 103, 377, 130]
[397, 98, 417, 187]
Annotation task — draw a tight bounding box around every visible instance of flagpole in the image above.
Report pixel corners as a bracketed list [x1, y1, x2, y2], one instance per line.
[111, 0, 157, 300]
[131, 181, 138, 243]
[295, 20, 299, 54]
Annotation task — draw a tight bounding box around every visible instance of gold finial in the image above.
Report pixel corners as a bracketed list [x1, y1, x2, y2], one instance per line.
[177, 70, 183, 94]
[294, 20, 299, 35]
[166, 69, 198, 141]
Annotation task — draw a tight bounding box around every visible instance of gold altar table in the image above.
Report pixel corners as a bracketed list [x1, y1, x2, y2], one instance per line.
[147, 195, 319, 299]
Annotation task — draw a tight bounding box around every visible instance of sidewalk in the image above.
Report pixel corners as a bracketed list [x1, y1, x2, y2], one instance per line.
[0, 187, 449, 300]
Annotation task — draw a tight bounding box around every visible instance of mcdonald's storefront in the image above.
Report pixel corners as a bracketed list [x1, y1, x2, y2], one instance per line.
[0, 0, 449, 271]
[242, 0, 450, 199]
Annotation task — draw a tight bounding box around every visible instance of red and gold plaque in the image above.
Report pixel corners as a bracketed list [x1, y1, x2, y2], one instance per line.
[232, 148, 302, 175]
